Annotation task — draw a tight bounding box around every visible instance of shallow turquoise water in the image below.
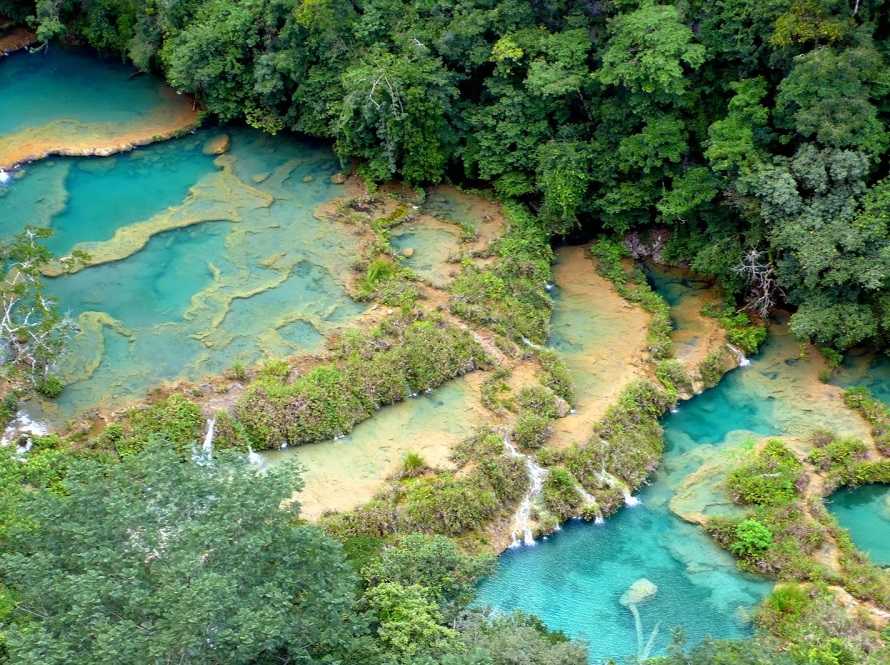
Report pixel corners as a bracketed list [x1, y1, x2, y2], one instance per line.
[1, 136, 216, 255]
[3, 125, 364, 419]
[832, 352, 890, 405]
[827, 485, 890, 566]
[0, 48, 173, 136]
[476, 363, 773, 662]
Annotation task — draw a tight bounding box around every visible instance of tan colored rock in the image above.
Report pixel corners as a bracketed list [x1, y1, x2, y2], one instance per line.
[302, 175, 315, 183]
[330, 172, 347, 185]
[202, 134, 230, 156]
[401, 247, 415, 258]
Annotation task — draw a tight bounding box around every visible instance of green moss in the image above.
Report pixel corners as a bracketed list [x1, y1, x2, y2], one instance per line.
[480, 367, 511, 412]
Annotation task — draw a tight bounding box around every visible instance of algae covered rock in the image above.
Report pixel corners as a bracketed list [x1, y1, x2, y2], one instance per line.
[202, 133, 230, 155]
[302, 174, 314, 183]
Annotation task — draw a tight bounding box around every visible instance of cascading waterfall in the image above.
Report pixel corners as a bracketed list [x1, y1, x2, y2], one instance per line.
[577, 485, 605, 524]
[202, 417, 215, 455]
[1, 410, 48, 446]
[247, 446, 263, 466]
[0, 169, 10, 185]
[597, 467, 641, 507]
[503, 432, 548, 547]
[727, 343, 751, 367]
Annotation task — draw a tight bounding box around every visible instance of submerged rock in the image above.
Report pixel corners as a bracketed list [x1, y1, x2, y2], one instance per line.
[330, 172, 347, 185]
[401, 247, 415, 258]
[202, 134, 230, 155]
[302, 174, 314, 183]
[620, 578, 658, 607]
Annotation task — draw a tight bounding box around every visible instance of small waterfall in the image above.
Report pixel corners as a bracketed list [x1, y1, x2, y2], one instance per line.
[503, 433, 548, 547]
[521, 337, 546, 352]
[202, 418, 216, 455]
[1, 410, 48, 446]
[14, 437, 33, 461]
[597, 468, 641, 507]
[727, 343, 751, 367]
[578, 485, 605, 524]
[0, 169, 10, 185]
[247, 446, 263, 466]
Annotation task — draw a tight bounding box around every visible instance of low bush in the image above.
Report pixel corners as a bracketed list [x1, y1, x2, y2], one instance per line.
[701, 303, 768, 355]
[590, 239, 672, 359]
[843, 387, 890, 455]
[727, 440, 803, 507]
[541, 467, 583, 520]
[512, 411, 552, 449]
[655, 358, 692, 395]
[236, 315, 487, 449]
[537, 350, 574, 404]
[449, 203, 553, 344]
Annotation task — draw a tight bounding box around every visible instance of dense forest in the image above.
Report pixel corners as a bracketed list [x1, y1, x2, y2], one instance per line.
[4, 0, 889, 353]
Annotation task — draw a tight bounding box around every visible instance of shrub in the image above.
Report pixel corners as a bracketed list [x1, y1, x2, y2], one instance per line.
[702, 304, 768, 355]
[655, 359, 692, 395]
[236, 315, 487, 448]
[400, 452, 428, 478]
[730, 518, 773, 557]
[516, 385, 559, 418]
[541, 467, 582, 520]
[727, 440, 802, 506]
[35, 375, 64, 398]
[698, 348, 730, 388]
[537, 350, 574, 404]
[843, 387, 890, 455]
[449, 203, 553, 344]
[513, 411, 552, 449]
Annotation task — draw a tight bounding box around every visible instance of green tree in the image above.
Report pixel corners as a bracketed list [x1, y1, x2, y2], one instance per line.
[0, 442, 363, 664]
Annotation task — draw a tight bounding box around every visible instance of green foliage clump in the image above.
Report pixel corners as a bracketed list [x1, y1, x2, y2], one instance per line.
[323, 429, 527, 540]
[730, 518, 773, 557]
[843, 387, 890, 455]
[236, 315, 487, 449]
[449, 203, 553, 344]
[537, 350, 574, 404]
[512, 411, 552, 450]
[516, 385, 559, 419]
[541, 467, 583, 520]
[727, 440, 803, 507]
[34, 375, 63, 399]
[697, 348, 731, 389]
[590, 239, 673, 359]
[807, 434, 868, 484]
[655, 358, 693, 396]
[399, 452, 428, 478]
[702, 304, 768, 355]
[102, 394, 205, 458]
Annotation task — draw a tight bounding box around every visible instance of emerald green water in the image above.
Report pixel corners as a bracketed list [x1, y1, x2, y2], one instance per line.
[827, 485, 890, 566]
[0, 49, 175, 136]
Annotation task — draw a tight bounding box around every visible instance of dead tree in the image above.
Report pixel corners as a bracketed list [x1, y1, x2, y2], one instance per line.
[733, 248, 784, 319]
